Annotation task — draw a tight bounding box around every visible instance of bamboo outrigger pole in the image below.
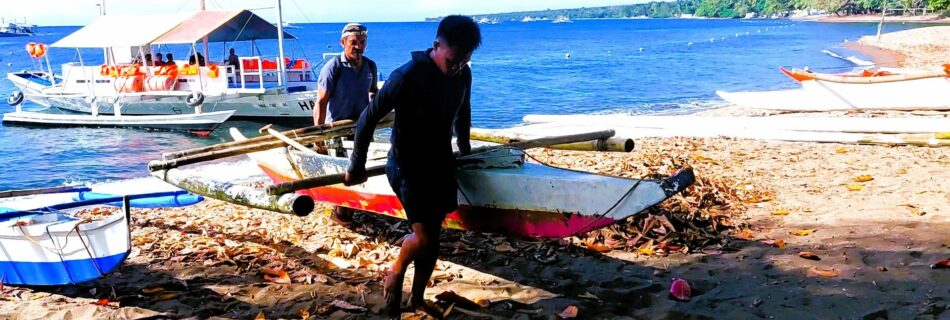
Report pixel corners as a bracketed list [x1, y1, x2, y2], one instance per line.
[265, 129, 617, 197]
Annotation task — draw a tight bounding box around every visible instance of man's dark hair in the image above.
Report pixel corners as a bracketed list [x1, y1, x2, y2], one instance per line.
[436, 15, 481, 54]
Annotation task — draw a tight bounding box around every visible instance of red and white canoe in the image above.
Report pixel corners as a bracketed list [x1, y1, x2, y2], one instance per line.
[232, 130, 694, 238]
[717, 65, 950, 111]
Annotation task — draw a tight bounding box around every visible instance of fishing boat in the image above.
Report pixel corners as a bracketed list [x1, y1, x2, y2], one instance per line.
[0, 20, 36, 37]
[2, 106, 234, 134]
[6, 4, 320, 124]
[0, 187, 202, 286]
[149, 125, 694, 239]
[717, 65, 950, 111]
[552, 16, 573, 23]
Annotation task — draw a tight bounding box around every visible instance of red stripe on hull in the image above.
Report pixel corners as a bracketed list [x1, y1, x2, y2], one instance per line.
[258, 164, 617, 238]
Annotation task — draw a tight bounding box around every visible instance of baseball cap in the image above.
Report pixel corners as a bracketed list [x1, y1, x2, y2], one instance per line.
[341, 23, 367, 39]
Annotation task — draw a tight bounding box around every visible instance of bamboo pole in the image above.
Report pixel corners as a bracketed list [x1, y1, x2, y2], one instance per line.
[469, 128, 634, 152]
[151, 168, 314, 216]
[160, 112, 394, 160]
[265, 130, 616, 196]
[149, 114, 394, 171]
[0, 186, 92, 199]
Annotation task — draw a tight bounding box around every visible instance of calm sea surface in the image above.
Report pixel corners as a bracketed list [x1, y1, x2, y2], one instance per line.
[0, 19, 921, 189]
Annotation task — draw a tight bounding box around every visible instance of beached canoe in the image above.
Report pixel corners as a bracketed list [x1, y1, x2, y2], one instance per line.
[230, 130, 694, 238]
[717, 66, 950, 111]
[0, 195, 131, 286]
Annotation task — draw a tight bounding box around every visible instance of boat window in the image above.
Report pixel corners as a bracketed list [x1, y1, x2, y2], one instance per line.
[95, 80, 110, 83]
[76, 80, 87, 83]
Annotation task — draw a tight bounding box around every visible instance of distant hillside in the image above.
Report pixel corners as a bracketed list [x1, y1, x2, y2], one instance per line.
[426, 2, 700, 21]
[428, 0, 950, 21]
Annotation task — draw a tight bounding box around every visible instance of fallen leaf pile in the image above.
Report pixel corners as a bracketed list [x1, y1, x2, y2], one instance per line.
[528, 137, 771, 254]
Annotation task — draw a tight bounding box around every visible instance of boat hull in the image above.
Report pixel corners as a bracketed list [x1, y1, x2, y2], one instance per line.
[0, 210, 130, 286]
[7, 72, 318, 124]
[2, 110, 234, 132]
[718, 76, 950, 111]
[239, 132, 693, 238]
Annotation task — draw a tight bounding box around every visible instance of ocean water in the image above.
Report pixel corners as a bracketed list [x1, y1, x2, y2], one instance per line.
[0, 19, 921, 190]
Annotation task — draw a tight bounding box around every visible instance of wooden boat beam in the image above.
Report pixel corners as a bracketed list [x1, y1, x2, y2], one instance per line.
[151, 168, 314, 216]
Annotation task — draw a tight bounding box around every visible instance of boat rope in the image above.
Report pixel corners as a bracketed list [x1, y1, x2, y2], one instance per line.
[455, 147, 645, 238]
[14, 214, 91, 255]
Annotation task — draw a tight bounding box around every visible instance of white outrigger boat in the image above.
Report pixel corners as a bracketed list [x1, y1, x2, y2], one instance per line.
[6, 5, 320, 124]
[717, 66, 950, 111]
[147, 124, 694, 239]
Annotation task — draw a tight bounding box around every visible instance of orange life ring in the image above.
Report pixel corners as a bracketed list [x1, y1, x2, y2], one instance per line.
[25, 43, 47, 58]
[100, 65, 110, 76]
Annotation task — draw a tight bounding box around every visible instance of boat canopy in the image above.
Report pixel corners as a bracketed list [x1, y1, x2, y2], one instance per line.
[51, 10, 294, 48]
[51, 13, 190, 48]
[152, 10, 295, 45]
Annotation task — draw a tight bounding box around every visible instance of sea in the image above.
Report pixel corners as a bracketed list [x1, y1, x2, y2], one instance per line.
[0, 19, 924, 190]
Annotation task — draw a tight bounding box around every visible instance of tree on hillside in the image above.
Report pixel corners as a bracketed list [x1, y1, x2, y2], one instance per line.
[812, 0, 851, 14]
[930, 0, 950, 10]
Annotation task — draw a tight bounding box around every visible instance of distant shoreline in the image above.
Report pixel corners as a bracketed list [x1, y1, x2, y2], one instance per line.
[795, 14, 950, 24]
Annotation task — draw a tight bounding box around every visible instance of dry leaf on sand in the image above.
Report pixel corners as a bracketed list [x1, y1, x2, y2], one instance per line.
[771, 209, 790, 216]
[798, 251, 821, 261]
[853, 175, 874, 183]
[558, 305, 579, 319]
[845, 184, 864, 191]
[807, 267, 839, 278]
[262, 267, 291, 284]
[669, 278, 691, 301]
[931, 258, 950, 269]
[789, 229, 816, 236]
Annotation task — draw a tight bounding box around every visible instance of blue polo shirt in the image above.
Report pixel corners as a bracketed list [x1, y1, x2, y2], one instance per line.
[317, 54, 377, 121]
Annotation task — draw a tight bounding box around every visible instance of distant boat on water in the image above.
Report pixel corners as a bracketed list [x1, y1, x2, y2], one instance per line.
[0, 19, 36, 37]
[477, 17, 499, 24]
[276, 21, 302, 29]
[552, 16, 573, 24]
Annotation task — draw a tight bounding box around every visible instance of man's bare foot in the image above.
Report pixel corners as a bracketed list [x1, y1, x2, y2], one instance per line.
[330, 207, 354, 227]
[383, 270, 404, 316]
[408, 299, 444, 320]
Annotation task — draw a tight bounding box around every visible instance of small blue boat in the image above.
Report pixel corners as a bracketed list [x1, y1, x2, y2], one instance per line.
[0, 189, 204, 285]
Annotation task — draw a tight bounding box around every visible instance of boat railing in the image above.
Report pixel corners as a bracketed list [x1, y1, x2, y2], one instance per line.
[238, 56, 265, 91]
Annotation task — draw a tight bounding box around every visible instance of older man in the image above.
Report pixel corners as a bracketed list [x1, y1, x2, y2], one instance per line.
[315, 23, 379, 226]
[345, 15, 481, 316]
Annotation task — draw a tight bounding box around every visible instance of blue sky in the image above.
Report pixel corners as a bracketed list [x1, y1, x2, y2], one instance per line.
[6, 0, 648, 26]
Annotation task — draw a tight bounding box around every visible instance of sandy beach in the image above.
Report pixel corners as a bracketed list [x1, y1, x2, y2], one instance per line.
[2, 29, 949, 320]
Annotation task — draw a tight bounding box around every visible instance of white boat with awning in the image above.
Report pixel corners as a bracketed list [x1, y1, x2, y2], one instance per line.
[6, 7, 320, 124]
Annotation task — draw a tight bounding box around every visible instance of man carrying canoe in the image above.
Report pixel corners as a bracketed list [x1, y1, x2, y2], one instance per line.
[315, 22, 379, 226]
[345, 15, 481, 316]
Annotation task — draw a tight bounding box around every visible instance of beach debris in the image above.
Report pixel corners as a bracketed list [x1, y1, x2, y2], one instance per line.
[806, 267, 839, 278]
[435, 291, 483, 309]
[255, 311, 266, 320]
[669, 278, 691, 301]
[298, 308, 310, 319]
[900, 204, 926, 216]
[494, 243, 515, 253]
[789, 229, 816, 236]
[931, 258, 950, 269]
[262, 267, 291, 284]
[578, 292, 601, 301]
[877, 266, 888, 272]
[330, 299, 368, 312]
[846, 184, 865, 191]
[798, 251, 821, 261]
[771, 209, 790, 216]
[734, 229, 755, 240]
[558, 305, 579, 318]
[141, 287, 164, 295]
[637, 239, 656, 256]
[853, 175, 874, 183]
[835, 147, 847, 154]
[92, 298, 110, 306]
[761, 239, 785, 248]
[156, 292, 178, 301]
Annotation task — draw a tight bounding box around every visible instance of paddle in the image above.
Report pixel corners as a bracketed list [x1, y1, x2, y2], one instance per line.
[265, 129, 616, 196]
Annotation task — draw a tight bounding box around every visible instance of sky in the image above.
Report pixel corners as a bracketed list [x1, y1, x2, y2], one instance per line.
[5, 0, 649, 26]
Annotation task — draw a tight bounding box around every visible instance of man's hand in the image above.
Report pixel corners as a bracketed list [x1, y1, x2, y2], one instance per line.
[343, 170, 367, 186]
[314, 141, 328, 155]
